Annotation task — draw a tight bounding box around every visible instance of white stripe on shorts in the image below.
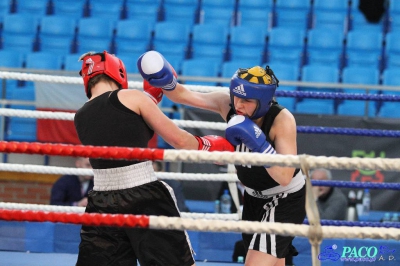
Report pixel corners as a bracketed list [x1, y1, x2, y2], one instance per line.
[270, 206, 277, 257]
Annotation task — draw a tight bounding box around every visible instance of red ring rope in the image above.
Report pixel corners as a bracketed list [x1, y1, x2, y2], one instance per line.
[0, 209, 150, 228]
[0, 141, 164, 161]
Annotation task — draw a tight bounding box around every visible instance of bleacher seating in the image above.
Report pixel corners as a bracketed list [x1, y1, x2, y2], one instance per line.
[387, 0, 400, 32]
[88, 0, 124, 21]
[1, 13, 39, 53]
[0, 0, 397, 151]
[163, 0, 199, 25]
[38, 16, 77, 54]
[125, 0, 161, 22]
[382, 67, 400, 96]
[0, 50, 24, 98]
[63, 54, 82, 72]
[274, 0, 311, 29]
[378, 102, 400, 118]
[297, 64, 339, 114]
[0, 0, 12, 24]
[5, 104, 37, 142]
[229, 25, 267, 63]
[181, 59, 220, 86]
[25, 52, 64, 71]
[23, 52, 64, 91]
[271, 63, 300, 112]
[114, 19, 153, 59]
[295, 99, 335, 115]
[190, 24, 229, 64]
[236, 0, 273, 28]
[152, 21, 191, 68]
[344, 30, 384, 70]
[312, 0, 349, 33]
[117, 54, 140, 74]
[199, 0, 236, 26]
[14, 0, 50, 21]
[300, 64, 339, 90]
[306, 28, 344, 68]
[0, 3, 399, 265]
[266, 27, 306, 67]
[51, 0, 87, 20]
[0, 50, 25, 68]
[75, 17, 115, 54]
[221, 60, 257, 87]
[349, 0, 385, 32]
[384, 32, 400, 69]
[339, 66, 380, 116]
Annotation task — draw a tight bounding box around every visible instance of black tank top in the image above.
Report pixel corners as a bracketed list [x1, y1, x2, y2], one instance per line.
[226, 102, 299, 190]
[74, 89, 154, 169]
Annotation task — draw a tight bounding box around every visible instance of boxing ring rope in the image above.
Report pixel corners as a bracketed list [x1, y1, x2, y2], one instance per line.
[1, 162, 400, 190]
[1, 71, 400, 265]
[3, 201, 400, 228]
[2, 70, 400, 93]
[0, 108, 400, 138]
[1, 207, 400, 241]
[0, 141, 398, 171]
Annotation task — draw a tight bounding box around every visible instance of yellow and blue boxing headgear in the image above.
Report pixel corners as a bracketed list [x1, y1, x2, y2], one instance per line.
[230, 65, 279, 119]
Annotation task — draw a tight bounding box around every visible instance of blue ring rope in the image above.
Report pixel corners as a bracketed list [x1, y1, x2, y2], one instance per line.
[297, 126, 400, 138]
[303, 219, 400, 228]
[276, 91, 400, 102]
[311, 180, 400, 190]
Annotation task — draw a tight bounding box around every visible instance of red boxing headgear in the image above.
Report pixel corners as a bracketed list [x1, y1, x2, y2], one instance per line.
[79, 51, 128, 98]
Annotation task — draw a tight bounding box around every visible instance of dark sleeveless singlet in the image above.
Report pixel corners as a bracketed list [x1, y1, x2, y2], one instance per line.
[74, 89, 154, 169]
[226, 102, 300, 191]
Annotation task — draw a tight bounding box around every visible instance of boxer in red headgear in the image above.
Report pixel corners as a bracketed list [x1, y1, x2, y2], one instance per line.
[79, 51, 128, 98]
[74, 51, 233, 266]
[138, 50, 306, 266]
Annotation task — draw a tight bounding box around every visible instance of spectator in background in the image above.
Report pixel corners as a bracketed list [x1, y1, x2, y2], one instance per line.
[50, 157, 93, 207]
[311, 168, 348, 220]
[152, 161, 190, 212]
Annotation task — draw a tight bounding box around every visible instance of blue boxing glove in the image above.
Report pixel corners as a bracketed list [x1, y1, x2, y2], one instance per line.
[137, 51, 177, 90]
[226, 115, 276, 155]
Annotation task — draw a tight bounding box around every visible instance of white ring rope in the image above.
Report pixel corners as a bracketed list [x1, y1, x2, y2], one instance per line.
[0, 202, 399, 240]
[0, 151, 398, 173]
[1, 70, 400, 92]
[0, 71, 224, 92]
[0, 163, 239, 182]
[0, 153, 398, 173]
[149, 216, 400, 240]
[0, 108, 227, 130]
[161, 152, 400, 172]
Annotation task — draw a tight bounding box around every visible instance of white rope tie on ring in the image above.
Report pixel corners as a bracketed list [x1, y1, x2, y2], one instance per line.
[300, 155, 322, 266]
[1, 202, 400, 240]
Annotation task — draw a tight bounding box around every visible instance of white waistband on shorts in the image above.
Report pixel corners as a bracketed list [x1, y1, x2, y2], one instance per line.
[93, 161, 157, 191]
[245, 170, 305, 199]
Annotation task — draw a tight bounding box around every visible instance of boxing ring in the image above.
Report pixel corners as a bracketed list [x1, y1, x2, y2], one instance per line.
[0, 71, 400, 265]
